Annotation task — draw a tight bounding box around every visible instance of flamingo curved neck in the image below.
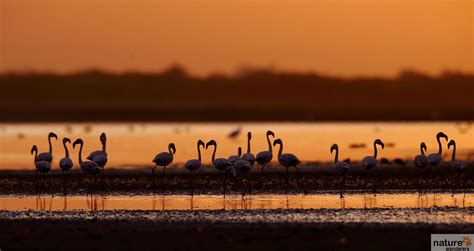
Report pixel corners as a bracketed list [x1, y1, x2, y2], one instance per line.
[437, 136, 443, 154]
[78, 143, 83, 164]
[373, 142, 378, 158]
[63, 141, 69, 158]
[48, 136, 53, 154]
[197, 144, 202, 161]
[211, 144, 217, 164]
[451, 144, 456, 161]
[420, 145, 425, 155]
[102, 140, 107, 153]
[267, 134, 272, 152]
[334, 149, 339, 163]
[277, 142, 283, 159]
[247, 137, 251, 153]
[33, 149, 38, 164]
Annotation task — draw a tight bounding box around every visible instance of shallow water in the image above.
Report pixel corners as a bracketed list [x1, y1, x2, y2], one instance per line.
[0, 122, 473, 169]
[0, 192, 471, 211]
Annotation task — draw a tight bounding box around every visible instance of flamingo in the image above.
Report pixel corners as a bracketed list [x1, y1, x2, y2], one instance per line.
[426, 132, 448, 190]
[330, 144, 350, 198]
[256, 130, 275, 174]
[87, 133, 108, 168]
[59, 138, 74, 194]
[362, 139, 384, 193]
[447, 139, 466, 195]
[72, 139, 102, 194]
[59, 138, 74, 172]
[234, 159, 252, 197]
[31, 145, 51, 192]
[36, 132, 58, 162]
[273, 138, 301, 192]
[414, 142, 429, 193]
[228, 147, 242, 165]
[242, 132, 256, 166]
[206, 140, 232, 197]
[427, 132, 448, 167]
[152, 143, 176, 191]
[185, 140, 205, 206]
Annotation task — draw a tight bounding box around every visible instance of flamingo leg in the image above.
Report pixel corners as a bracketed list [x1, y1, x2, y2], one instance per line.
[340, 174, 346, 198]
[294, 166, 307, 194]
[151, 165, 157, 192]
[223, 171, 227, 199]
[162, 166, 167, 191]
[190, 171, 194, 210]
[285, 167, 289, 193]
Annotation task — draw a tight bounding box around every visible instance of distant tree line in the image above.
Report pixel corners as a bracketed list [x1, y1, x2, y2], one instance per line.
[0, 66, 473, 121]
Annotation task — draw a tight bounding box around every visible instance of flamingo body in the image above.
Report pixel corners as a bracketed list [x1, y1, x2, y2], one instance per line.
[256, 151, 272, 165]
[427, 154, 441, 167]
[153, 152, 173, 166]
[185, 159, 201, 172]
[36, 160, 51, 173]
[414, 155, 428, 169]
[59, 157, 73, 171]
[362, 156, 377, 169]
[242, 153, 255, 165]
[278, 153, 300, 167]
[234, 159, 252, 175]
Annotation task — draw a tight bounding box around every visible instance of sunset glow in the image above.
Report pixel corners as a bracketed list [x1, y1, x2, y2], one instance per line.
[1, 0, 473, 76]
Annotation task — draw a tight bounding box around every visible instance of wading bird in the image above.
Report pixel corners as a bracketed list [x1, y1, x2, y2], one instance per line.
[234, 159, 252, 197]
[414, 142, 429, 193]
[87, 133, 108, 168]
[447, 139, 466, 195]
[36, 132, 58, 162]
[256, 130, 275, 174]
[228, 147, 242, 165]
[242, 132, 256, 166]
[185, 140, 205, 207]
[31, 145, 51, 192]
[427, 132, 448, 167]
[152, 143, 176, 191]
[206, 140, 232, 197]
[330, 144, 350, 198]
[59, 138, 74, 194]
[362, 139, 384, 193]
[59, 138, 74, 172]
[273, 138, 301, 192]
[73, 139, 102, 194]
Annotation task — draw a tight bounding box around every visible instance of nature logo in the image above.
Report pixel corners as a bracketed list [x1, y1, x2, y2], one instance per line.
[464, 236, 472, 246]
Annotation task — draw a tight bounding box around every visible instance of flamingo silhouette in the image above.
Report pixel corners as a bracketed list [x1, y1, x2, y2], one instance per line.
[152, 143, 176, 191]
[414, 142, 428, 193]
[447, 139, 466, 196]
[242, 132, 256, 166]
[36, 132, 58, 162]
[87, 133, 108, 168]
[330, 144, 350, 198]
[256, 130, 275, 174]
[31, 145, 51, 192]
[59, 138, 74, 195]
[362, 139, 384, 193]
[185, 140, 205, 207]
[73, 139, 102, 195]
[273, 138, 301, 192]
[206, 140, 232, 197]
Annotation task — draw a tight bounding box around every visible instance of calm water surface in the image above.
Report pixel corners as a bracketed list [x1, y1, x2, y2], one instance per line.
[0, 193, 471, 211]
[0, 122, 473, 169]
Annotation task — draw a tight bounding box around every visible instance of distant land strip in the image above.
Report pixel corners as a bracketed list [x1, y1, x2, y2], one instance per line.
[1, 66, 473, 122]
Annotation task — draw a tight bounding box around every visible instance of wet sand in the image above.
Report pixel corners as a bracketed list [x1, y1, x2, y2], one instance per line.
[1, 166, 472, 250]
[0, 208, 472, 250]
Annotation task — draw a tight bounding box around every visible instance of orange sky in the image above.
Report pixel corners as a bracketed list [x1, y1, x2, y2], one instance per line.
[1, 0, 473, 76]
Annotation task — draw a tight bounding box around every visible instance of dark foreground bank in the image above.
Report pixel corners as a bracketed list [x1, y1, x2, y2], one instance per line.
[0, 208, 472, 250]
